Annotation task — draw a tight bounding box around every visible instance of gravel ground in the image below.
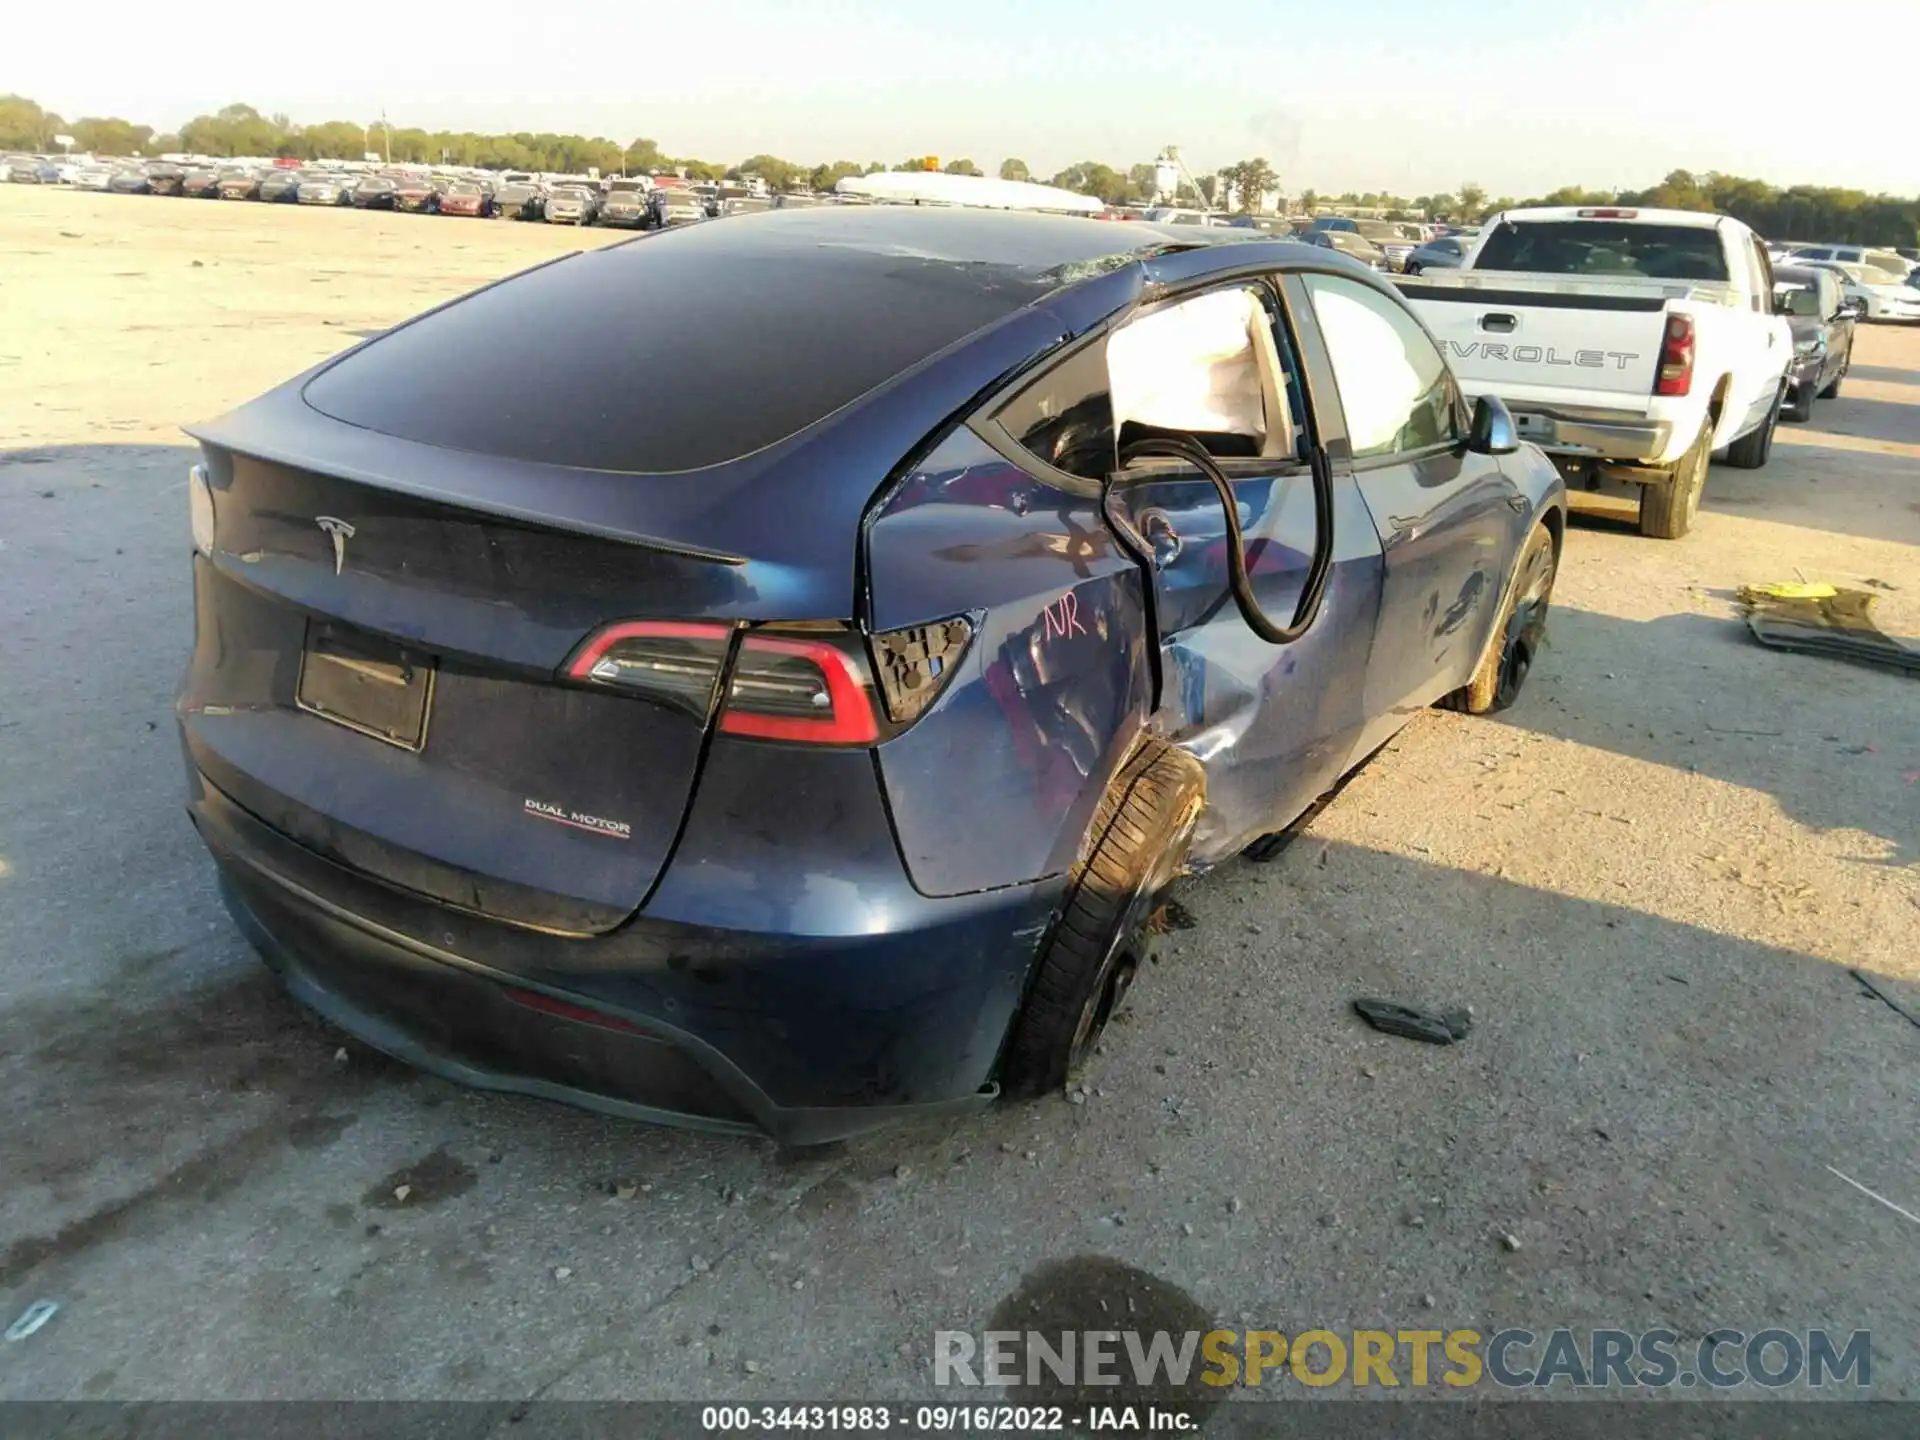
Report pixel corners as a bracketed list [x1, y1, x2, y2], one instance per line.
[0, 186, 1916, 1406]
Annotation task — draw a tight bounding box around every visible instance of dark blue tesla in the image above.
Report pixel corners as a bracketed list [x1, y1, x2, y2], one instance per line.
[179, 206, 1565, 1143]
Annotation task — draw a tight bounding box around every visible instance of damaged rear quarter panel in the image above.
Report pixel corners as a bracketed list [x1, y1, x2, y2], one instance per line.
[866, 427, 1152, 898]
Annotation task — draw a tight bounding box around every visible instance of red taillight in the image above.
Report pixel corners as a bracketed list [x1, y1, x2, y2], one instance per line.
[565, 622, 882, 745]
[1655, 314, 1695, 397]
[565, 620, 732, 719]
[1576, 208, 1638, 219]
[719, 635, 879, 745]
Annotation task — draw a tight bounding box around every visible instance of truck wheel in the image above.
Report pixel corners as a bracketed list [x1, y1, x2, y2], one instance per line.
[1638, 418, 1712, 539]
[1445, 521, 1557, 714]
[1783, 382, 1812, 423]
[999, 740, 1205, 1099]
[1723, 386, 1781, 469]
[1819, 355, 1846, 400]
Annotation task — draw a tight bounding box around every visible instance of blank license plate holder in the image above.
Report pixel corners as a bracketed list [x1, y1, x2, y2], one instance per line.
[295, 623, 435, 752]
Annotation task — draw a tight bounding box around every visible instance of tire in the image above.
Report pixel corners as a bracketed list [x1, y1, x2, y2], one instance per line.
[1444, 521, 1557, 714]
[999, 740, 1205, 1098]
[1783, 381, 1812, 423]
[1405, 262, 1422, 276]
[1819, 351, 1847, 400]
[1638, 416, 1712, 539]
[1723, 385, 1781, 469]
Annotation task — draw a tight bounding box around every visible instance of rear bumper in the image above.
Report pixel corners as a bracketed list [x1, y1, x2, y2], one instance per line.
[187, 770, 1058, 1144]
[1506, 402, 1673, 466]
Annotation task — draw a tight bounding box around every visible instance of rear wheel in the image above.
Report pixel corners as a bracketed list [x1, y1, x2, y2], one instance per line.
[1723, 386, 1781, 469]
[1445, 521, 1557, 714]
[999, 740, 1205, 1098]
[1783, 381, 1812, 423]
[1638, 417, 1712, 539]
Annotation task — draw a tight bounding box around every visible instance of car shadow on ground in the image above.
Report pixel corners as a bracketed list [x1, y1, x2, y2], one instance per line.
[1560, 389, 1920, 545]
[1794, 394, 1920, 446]
[1845, 363, 1920, 386]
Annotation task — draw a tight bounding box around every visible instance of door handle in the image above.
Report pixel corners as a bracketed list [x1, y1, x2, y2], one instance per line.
[1479, 313, 1517, 333]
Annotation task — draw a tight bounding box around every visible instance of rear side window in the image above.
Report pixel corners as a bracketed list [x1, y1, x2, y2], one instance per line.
[997, 284, 1310, 480]
[1475, 221, 1730, 282]
[1302, 274, 1458, 459]
[997, 343, 1115, 481]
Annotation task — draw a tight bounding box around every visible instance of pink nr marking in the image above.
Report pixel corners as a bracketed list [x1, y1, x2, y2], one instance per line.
[1044, 592, 1086, 640]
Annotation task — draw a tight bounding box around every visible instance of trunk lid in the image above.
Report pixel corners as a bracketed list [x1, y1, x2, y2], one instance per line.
[180, 449, 760, 934]
[1401, 273, 1735, 401]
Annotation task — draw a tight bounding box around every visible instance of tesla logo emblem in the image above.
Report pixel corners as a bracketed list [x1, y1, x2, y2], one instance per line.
[315, 516, 355, 575]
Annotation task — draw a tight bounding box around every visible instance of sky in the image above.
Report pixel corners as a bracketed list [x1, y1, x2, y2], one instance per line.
[6, 0, 1910, 197]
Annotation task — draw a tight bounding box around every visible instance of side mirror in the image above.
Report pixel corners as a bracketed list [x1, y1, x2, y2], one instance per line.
[1468, 395, 1520, 455]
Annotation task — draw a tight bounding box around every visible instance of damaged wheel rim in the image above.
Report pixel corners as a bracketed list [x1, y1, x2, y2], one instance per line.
[1497, 540, 1556, 706]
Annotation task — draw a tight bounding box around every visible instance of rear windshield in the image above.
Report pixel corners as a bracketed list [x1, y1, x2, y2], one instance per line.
[302, 210, 1089, 472]
[1475, 221, 1729, 281]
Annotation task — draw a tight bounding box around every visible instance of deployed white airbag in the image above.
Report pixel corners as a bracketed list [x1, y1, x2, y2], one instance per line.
[1108, 289, 1268, 442]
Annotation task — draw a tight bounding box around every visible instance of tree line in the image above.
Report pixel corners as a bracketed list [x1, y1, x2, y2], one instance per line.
[3, 94, 1915, 245]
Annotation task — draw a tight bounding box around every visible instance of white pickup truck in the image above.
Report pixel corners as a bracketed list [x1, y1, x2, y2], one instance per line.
[1400, 206, 1792, 538]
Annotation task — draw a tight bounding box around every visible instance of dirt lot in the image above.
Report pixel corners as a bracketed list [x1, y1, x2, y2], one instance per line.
[1, 186, 1917, 1406]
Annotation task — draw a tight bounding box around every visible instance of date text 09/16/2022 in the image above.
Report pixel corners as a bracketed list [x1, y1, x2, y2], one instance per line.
[700, 1404, 1193, 1432]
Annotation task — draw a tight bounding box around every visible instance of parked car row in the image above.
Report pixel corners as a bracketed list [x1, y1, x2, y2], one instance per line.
[4, 152, 870, 230]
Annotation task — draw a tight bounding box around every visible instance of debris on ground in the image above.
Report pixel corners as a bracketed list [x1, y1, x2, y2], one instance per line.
[1148, 899, 1198, 932]
[1736, 584, 1920, 675]
[1851, 969, 1920, 1032]
[5, 1300, 58, 1342]
[1352, 998, 1473, 1045]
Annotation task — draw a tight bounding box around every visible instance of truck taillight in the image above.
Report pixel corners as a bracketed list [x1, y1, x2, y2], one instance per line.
[1576, 208, 1638, 220]
[565, 623, 881, 745]
[1654, 314, 1695, 397]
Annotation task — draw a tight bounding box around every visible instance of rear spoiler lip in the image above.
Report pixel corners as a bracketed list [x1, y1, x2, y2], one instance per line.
[181, 403, 748, 572]
[185, 402, 752, 566]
